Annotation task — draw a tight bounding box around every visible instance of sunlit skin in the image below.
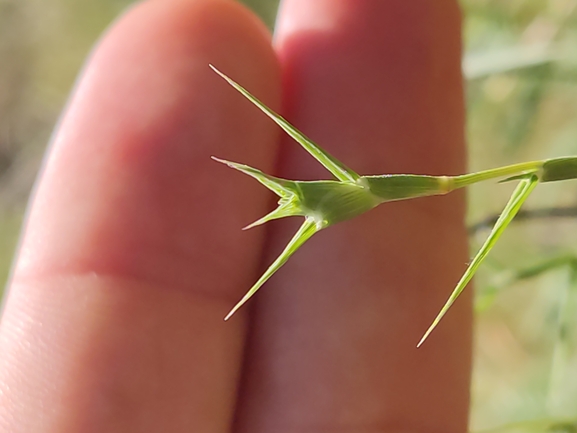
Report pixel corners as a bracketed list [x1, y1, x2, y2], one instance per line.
[0, 1, 472, 432]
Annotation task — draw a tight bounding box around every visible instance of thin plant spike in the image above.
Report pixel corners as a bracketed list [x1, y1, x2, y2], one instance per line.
[224, 218, 319, 320]
[242, 207, 296, 231]
[209, 65, 360, 183]
[211, 156, 294, 197]
[211, 156, 304, 229]
[417, 174, 540, 347]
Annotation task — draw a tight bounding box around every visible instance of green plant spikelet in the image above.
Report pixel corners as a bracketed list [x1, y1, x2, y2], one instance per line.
[211, 65, 577, 345]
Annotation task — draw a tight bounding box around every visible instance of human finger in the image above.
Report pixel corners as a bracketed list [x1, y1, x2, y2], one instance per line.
[0, 1, 279, 431]
[234, 1, 471, 432]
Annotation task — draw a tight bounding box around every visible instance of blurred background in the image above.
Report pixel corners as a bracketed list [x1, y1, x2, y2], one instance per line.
[1, 0, 576, 431]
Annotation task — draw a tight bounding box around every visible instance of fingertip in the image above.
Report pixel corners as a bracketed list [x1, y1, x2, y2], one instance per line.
[17, 0, 281, 284]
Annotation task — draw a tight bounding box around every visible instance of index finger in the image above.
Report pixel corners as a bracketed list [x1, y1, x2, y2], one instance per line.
[0, 0, 279, 431]
[234, 1, 472, 432]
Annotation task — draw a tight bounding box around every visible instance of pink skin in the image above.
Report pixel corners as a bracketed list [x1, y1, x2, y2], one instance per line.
[0, 0, 471, 432]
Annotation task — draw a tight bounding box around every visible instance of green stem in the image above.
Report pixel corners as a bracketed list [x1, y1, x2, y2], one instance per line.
[451, 160, 543, 189]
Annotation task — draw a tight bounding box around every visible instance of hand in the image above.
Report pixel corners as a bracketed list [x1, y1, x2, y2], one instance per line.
[0, 0, 471, 431]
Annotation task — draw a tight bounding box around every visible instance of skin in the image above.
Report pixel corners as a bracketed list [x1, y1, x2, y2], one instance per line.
[0, 0, 472, 432]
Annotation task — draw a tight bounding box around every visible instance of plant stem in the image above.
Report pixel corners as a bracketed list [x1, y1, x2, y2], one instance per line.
[451, 160, 543, 189]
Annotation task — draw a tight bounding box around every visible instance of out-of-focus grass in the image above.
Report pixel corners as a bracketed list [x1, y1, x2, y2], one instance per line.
[462, 0, 577, 430]
[0, 212, 21, 286]
[0, 0, 576, 431]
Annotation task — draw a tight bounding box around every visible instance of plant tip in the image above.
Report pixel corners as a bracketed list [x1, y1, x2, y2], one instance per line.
[211, 156, 233, 168]
[224, 305, 240, 321]
[416, 335, 428, 348]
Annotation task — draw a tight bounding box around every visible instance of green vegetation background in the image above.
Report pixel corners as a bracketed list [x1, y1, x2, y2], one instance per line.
[1, 0, 576, 431]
